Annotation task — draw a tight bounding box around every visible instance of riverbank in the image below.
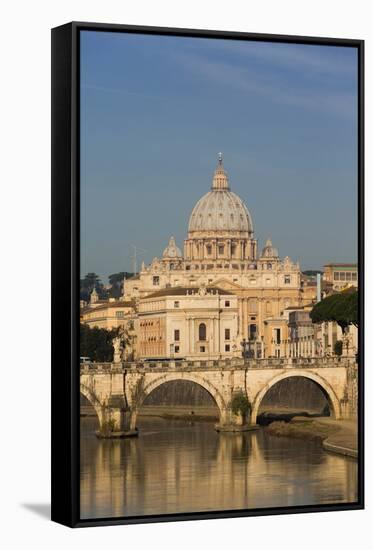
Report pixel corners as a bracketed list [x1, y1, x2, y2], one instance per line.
[138, 405, 219, 422]
[265, 417, 357, 458]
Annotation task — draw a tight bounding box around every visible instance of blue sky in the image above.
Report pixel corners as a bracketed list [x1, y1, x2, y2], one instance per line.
[80, 31, 358, 282]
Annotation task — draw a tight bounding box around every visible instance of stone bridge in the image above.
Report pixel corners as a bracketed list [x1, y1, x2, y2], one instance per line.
[80, 357, 358, 437]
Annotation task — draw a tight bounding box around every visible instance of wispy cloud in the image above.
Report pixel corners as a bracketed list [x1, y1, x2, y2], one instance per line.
[186, 39, 357, 78]
[171, 48, 356, 120]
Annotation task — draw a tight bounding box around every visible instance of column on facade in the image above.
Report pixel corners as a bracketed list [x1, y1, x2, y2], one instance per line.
[190, 318, 195, 354]
[239, 298, 244, 338]
[211, 317, 215, 353]
[214, 317, 219, 353]
[241, 298, 246, 340]
[310, 336, 314, 357]
[185, 317, 190, 357]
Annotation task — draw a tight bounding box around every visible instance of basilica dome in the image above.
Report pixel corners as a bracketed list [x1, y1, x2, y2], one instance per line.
[261, 238, 279, 258]
[163, 236, 182, 258]
[188, 154, 253, 236]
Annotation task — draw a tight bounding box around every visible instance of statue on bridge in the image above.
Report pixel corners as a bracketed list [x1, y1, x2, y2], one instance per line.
[113, 337, 122, 363]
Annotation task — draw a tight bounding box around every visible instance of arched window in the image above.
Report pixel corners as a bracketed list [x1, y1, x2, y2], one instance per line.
[199, 323, 207, 341]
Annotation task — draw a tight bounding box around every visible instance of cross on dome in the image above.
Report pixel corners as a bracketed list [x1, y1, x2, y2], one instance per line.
[212, 152, 229, 190]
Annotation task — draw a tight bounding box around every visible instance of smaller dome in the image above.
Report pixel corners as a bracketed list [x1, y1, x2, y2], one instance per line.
[261, 238, 279, 258]
[163, 236, 182, 259]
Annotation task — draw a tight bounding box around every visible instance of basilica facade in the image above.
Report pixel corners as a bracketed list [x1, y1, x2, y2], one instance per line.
[123, 155, 313, 360]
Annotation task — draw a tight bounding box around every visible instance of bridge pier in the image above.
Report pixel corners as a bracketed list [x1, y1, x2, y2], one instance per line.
[96, 397, 138, 439]
[215, 407, 258, 433]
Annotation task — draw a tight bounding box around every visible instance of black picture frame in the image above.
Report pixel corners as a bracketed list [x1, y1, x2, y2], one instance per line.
[51, 21, 364, 528]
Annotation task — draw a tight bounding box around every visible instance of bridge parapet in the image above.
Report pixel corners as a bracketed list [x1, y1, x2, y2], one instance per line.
[80, 356, 356, 374]
[245, 357, 356, 369]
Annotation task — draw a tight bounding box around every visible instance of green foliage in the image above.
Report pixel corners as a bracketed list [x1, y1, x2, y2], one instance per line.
[108, 272, 133, 285]
[80, 271, 134, 301]
[108, 272, 134, 298]
[80, 272, 108, 301]
[80, 324, 117, 362]
[334, 340, 343, 356]
[99, 418, 117, 435]
[302, 270, 322, 277]
[230, 391, 251, 417]
[310, 289, 358, 333]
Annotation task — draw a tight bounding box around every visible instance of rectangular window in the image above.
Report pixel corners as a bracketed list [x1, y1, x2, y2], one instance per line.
[206, 245, 212, 255]
[346, 272, 352, 281]
[174, 345, 180, 353]
[174, 301, 180, 308]
[334, 272, 340, 280]
[274, 328, 281, 344]
[352, 272, 357, 281]
[174, 329, 180, 341]
[225, 328, 230, 340]
[115, 311, 124, 318]
[284, 275, 291, 284]
[225, 300, 230, 307]
[218, 245, 224, 255]
[249, 324, 257, 340]
[248, 300, 257, 313]
[225, 344, 230, 352]
[340, 272, 346, 281]
[153, 276, 160, 286]
[200, 346, 205, 353]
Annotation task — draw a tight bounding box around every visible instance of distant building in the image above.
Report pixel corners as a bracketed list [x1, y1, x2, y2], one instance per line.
[80, 294, 136, 330]
[124, 155, 308, 355]
[138, 286, 239, 360]
[323, 263, 358, 291]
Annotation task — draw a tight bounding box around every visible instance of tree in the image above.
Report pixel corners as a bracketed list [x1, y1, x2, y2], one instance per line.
[310, 289, 358, 333]
[230, 391, 251, 418]
[108, 272, 134, 298]
[80, 272, 108, 301]
[302, 270, 322, 277]
[108, 272, 134, 286]
[80, 324, 117, 362]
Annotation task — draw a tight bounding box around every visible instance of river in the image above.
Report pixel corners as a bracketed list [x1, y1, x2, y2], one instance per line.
[80, 416, 357, 519]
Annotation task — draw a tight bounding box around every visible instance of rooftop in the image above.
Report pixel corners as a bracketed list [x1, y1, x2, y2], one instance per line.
[144, 286, 235, 299]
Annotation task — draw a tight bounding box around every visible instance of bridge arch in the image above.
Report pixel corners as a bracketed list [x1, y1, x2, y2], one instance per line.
[80, 383, 105, 427]
[131, 373, 228, 428]
[250, 369, 342, 424]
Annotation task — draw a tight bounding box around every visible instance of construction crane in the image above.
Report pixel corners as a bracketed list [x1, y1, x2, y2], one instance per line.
[130, 244, 147, 276]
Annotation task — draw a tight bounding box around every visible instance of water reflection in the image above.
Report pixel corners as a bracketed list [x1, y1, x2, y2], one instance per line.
[80, 416, 357, 519]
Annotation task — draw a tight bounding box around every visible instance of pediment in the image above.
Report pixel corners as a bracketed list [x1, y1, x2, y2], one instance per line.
[211, 278, 244, 290]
